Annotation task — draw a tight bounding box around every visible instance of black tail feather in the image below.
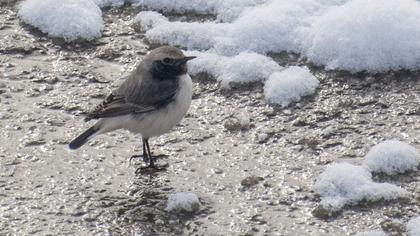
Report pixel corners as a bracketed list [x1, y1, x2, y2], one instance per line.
[69, 126, 99, 150]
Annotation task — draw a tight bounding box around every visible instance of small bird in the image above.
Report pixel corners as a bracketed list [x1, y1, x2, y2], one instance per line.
[69, 46, 196, 170]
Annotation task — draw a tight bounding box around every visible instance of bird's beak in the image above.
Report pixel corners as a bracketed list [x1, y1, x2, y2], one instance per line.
[184, 56, 197, 61]
[175, 56, 197, 65]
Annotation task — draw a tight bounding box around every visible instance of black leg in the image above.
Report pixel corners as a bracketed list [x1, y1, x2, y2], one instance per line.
[134, 139, 167, 174]
[142, 138, 149, 163]
[129, 139, 148, 166]
[144, 139, 156, 168]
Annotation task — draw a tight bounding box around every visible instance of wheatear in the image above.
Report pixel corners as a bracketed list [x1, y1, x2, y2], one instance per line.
[69, 46, 195, 170]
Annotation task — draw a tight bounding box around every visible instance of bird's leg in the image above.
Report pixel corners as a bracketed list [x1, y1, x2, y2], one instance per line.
[135, 139, 167, 174]
[144, 139, 156, 169]
[142, 138, 149, 164]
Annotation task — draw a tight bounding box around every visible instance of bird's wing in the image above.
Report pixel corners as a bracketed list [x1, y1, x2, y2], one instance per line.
[85, 74, 179, 121]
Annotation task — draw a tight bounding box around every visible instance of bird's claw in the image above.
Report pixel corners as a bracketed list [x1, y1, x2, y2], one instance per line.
[129, 154, 150, 166]
[135, 163, 167, 175]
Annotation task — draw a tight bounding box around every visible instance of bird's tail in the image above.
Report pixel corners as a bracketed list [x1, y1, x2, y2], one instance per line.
[69, 126, 100, 150]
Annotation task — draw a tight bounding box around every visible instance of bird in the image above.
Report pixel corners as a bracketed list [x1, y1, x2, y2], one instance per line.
[69, 46, 196, 170]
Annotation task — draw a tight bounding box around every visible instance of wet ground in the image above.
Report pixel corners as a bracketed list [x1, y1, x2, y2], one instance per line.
[1, 3, 419, 236]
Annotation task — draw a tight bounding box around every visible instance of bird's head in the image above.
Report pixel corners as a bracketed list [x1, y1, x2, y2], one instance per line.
[147, 46, 196, 78]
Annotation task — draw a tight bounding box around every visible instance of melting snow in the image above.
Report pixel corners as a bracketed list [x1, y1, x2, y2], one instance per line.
[165, 192, 201, 213]
[135, 0, 420, 73]
[363, 140, 420, 175]
[313, 162, 408, 211]
[131, 0, 269, 22]
[19, 0, 104, 41]
[300, 0, 420, 72]
[186, 51, 281, 88]
[133, 11, 169, 31]
[407, 215, 420, 236]
[93, 0, 125, 8]
[264, 66, 319, 107]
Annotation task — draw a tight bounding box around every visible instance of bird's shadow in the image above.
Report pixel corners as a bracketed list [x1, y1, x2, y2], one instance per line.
[95, 163, 211, 235]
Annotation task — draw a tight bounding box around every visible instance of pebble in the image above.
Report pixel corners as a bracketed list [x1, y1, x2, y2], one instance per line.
[380, 219, 405, 235]
[211, 168, 223, 174]
[224, 114, 251, 132]
[254, 133, 269, 144]
[241, 175, 264, 187]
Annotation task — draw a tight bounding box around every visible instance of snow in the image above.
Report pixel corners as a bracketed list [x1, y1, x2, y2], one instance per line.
[165, 192, 201, 213]
[264, 66, 319, 107]
[147, 22, 224, 51]
[407, 215, 420, 236]
[131, 0, 269, 22]
[354, 230, 387, 236]
[313, 162, 408, 211]
[133, 11, 168, 31]
[300, 0, 420, 72]
[18, 0, 104, 41]
[363, 140, 420, 175]
[137, 0, 420, 73]
[186, 51, 281, 88]
[137, 1, 321, 55]
[93, 0, 125, 8]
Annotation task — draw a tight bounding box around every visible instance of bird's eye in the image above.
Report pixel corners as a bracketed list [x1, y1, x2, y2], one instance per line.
[162, 57, 173, 64]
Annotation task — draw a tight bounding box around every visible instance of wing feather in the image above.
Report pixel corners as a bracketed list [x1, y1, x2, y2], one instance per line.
[84, 73, 179, 121]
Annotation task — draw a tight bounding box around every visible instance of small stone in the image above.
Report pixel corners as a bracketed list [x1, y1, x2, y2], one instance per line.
[380, 219, 405, 235]
[9, 86, 24, 93]
[249, 214, 267, 225]
[262, 107, 276, 116]
[292, 118, 309, 127]
[224, 118, 250, 132]
[224, 118, 242, 131]
[311, 205, 339, 219]
[254, 132, 270, 144]
[39, 85, 54, 92]
[5, 63, 14, 68]
[155, 219, 164, 225]
[96, 45, 123, 60]
[24, 139, 46, 146]
[212, 168, 223, 174]
[298, 137, 320, 148]
[241, 175, 264, 187]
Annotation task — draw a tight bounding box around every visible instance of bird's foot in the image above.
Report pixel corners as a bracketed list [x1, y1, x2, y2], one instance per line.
[134, 162, 168, 175]
[128, 154, 149, 166]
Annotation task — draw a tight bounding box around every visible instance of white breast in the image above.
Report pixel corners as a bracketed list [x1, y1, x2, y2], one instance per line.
[122, 74, 193, 138]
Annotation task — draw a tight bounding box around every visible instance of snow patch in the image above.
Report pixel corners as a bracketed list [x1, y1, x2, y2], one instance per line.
[264, 66, 319, 107]
[93, 0, 124, 8]
[186, 51, 281, 87]
[313, 162, 408, 211]
[407, 215, 420, 236]
[19, 0, 104, 41]
[165, 192, 200, 213]
[139, 0, 420, 73]
[146, 21, 226, 51]
[300, 0, 420, 72]
[138, 1, 323, 55]
[131, 0, 269, 22]
[133, 11, 169, 31]
[363, 140, 420, 175]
